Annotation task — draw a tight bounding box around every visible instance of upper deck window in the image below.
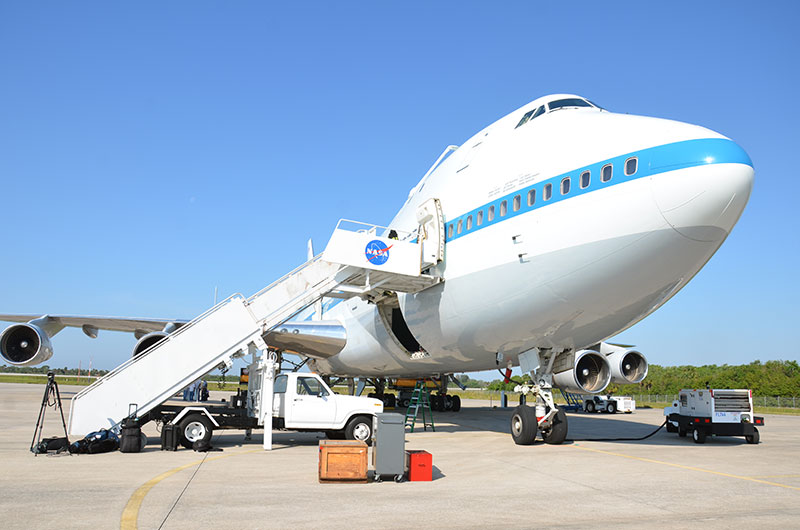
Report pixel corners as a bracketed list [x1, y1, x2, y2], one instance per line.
[601, 164, 613, 183]
[547, 98, 593, 112]
[625, 157, 638, 176]
[580, 170, 590, 189]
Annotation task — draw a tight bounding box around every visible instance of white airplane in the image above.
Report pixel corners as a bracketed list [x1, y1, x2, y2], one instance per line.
[0, 94, 753, 445]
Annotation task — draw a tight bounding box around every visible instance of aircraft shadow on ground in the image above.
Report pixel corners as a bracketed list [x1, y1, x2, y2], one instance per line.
[425, 408, 754, 447]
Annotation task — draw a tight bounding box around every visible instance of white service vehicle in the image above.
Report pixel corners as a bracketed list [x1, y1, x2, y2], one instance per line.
[583, 395, 635, 413]
[664, 389, 764, 444]
[151, 372, 383, 449]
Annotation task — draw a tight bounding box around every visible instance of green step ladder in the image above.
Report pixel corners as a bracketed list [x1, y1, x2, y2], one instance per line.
[404, 380, 435, 432]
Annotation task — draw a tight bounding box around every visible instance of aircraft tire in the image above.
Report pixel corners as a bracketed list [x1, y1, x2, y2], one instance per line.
[541, 408, 568, 445]
[444, 394, 454, 411]
[451, 395, 461, 412]
[510, 405, 537, 445]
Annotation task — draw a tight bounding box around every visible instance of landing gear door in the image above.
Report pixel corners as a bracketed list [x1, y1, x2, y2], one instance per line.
[416, 198, 445, 270]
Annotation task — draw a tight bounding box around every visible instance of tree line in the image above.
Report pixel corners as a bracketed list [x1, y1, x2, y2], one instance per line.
[478, 360, 800, 397]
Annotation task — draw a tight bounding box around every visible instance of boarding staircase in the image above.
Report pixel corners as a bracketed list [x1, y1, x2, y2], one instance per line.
[68, 201, 446, 436]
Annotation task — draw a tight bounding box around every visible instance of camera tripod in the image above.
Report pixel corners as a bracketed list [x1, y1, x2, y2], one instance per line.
[30, 371, 70, 454]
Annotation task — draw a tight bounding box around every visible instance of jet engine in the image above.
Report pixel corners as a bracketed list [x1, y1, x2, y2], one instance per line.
[132, 331, 169, 357]
[0, 323, 54, 366]
[599, 343, 648, 384]
[552, 349, 611, 394]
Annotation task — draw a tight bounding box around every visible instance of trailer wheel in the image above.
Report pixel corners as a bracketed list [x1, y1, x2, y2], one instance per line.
[510, 405, 537, 445]
[746, 427, 760, 445]
[179, 414, 213, 449]
[541, 408, 568, 445]
[345, 415, 373, 445]
[692, 428, 706, 444]
[606, 401, 617, 414]
[451, 395, 461, 412]
[585, 401, 595, 413]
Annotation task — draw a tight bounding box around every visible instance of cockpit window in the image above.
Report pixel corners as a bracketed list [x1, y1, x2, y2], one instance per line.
[547, 98, 593, 112]
[515, 105, 546, 128]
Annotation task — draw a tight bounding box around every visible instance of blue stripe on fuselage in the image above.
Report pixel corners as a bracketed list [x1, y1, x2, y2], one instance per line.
[444, 138, 752, 243]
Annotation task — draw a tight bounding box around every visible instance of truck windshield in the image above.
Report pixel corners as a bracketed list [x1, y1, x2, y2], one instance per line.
[274, 375, 287, 393]
[297, 376, 327, 396]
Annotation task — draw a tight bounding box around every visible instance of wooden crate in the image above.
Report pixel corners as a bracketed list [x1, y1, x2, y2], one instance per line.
[318, 440, 368, 483]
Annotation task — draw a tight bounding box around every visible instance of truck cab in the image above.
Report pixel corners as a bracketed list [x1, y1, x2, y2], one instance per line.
[272, 373, 384, 442]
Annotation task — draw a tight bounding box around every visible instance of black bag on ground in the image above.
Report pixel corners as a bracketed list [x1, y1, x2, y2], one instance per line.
[160, 424, 179, 451]
[120, 417, 142, 453]
[69, 429, 119, 454]
[33, 436, 69, 454]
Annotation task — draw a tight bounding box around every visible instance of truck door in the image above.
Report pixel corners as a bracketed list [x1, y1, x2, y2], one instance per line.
[288, 375, 337, 428]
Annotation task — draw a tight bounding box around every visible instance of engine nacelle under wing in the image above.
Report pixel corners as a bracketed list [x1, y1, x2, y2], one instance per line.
[133, 331, 169, 357]
[552, 349, 611, 394]
[599, 343, 648, 384]
[0, 323, 54, 366]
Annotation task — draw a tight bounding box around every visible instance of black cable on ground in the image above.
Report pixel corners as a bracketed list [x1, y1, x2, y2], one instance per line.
[566, 419, 667, 442]
[158, 430, 221, 529]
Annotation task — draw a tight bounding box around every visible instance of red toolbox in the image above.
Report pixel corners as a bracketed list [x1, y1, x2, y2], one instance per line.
[405, 450, 432, 481]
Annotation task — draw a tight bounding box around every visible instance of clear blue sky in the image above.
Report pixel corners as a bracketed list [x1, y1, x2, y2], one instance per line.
[1, 1, 797, 375]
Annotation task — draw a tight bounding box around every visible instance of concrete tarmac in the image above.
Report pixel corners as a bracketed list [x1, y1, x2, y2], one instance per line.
[1, 382, 798, 529]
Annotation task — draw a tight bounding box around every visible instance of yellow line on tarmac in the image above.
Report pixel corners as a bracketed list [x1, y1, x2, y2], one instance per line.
[120, 449, 262, 530]
[571, 444, 800, 492]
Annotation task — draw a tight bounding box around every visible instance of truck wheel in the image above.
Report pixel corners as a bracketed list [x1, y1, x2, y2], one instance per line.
[692, 428, 706, 444]
[585, 401, 595, 413]
[606, 401, 617, 414]
[510, 405, 537, 445]
[345, 415, 373, 445]
[179, 414, 213, 449]
[541, 408, 568, 445]
[746, 427, 760, 444]
[666, 423, 677, 433]
[451, 395, 461, 412]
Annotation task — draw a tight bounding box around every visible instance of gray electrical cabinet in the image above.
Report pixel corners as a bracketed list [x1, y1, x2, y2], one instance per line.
[372, 412, 406, 482]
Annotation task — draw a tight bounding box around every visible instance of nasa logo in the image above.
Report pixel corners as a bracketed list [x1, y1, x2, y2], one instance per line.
[365, 239, 391, 266]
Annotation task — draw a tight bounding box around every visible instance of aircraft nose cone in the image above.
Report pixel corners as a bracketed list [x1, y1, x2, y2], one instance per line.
[650, 139, 754, 242]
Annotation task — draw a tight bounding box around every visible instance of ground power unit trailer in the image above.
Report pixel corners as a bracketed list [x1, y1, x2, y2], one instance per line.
[664, 389, 764, 444]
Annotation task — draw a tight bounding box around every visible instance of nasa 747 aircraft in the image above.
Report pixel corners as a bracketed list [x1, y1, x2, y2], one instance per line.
[0, 94, 753, 445]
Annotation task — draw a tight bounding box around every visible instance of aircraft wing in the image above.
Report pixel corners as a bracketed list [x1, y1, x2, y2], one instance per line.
[0, 314, 187, 336]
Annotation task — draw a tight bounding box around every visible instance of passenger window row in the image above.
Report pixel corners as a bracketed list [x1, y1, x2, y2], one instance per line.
[446, 157, 638, 239]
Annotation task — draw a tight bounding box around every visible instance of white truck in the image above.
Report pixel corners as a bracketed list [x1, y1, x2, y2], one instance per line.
[148, 372, 384, 448]
[664, 389, 764, 444]
[583, 395, 635, 414]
